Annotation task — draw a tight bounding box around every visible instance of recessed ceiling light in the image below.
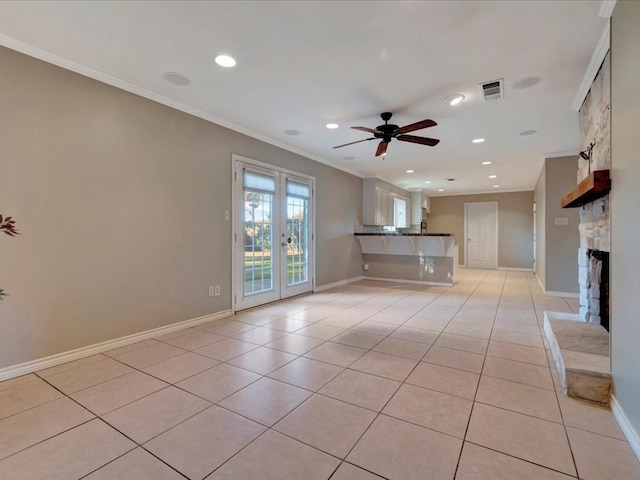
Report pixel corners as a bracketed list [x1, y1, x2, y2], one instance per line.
[489, 175, 497, 179]
[326, 123, 339, 129]
[424, 181, 432, 184]
[472, 138, 485, 143]
[482, 161, 492, 165]
[284, 129, 301, 136]
[519, 129, 538, 136]
[162, 72, 191, 86]
[493, 185, 500, 188]
[406, 170, 415, 173]
[512, 76, 542, 90]
[214, 54, 236, 68]
[437, 188, 445, 192]
[444, 94, 465, 106]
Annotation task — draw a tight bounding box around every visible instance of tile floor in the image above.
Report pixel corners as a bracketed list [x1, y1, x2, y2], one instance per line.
[0, 269, 639, 479]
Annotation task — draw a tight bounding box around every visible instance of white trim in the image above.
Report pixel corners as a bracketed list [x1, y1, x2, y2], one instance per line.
[611, 394, 640, 462]
[362, 276, 453, 287]
[0, 35, 363, 181]
[572, 22, 611, 112]
[544, 150, 580, 159]
[599, 0, 617, 18]
[544, 290, 579, 299]
[431, 188, 531, 198]
[498, 267, 534, 272]
[536, 271, 546, 293]
[0, 310, 232, 382]
[314, 276, 363, 292]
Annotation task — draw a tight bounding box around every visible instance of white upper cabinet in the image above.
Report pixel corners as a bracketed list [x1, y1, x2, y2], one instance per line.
[410, 190, 430, 224]
[363, 179, 410, 227]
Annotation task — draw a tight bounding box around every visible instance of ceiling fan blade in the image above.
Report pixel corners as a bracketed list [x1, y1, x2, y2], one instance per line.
[352, 126, 381, 134]
[394, 119, 437, 135]
[375, 141, 389, 157]
[396, 134, 440, 146]
[333, 137, 376, 149]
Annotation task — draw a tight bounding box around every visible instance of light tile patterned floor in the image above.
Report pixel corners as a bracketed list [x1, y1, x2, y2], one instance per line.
[0, 269, 639, 479]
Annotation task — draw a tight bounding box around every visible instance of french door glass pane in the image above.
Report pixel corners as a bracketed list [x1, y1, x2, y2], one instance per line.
[286, 180, 309, 287]
[243, 171, 275, 296]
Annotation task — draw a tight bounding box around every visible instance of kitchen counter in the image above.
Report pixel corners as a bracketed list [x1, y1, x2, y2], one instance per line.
[355, 233, 458, 285]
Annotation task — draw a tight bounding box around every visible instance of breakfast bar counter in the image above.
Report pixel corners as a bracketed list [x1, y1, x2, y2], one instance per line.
[354, 233, 458, 285]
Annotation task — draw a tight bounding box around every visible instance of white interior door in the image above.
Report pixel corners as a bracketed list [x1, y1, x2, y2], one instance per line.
[465, 202, 498, 269]
[234, 158, 314, 311]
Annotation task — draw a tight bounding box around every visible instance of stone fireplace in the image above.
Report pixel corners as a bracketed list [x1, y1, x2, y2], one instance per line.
[543, 51, 612, 405]
[576, 52, 611, 331]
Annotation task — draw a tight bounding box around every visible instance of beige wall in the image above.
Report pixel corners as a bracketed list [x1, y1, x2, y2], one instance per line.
[428, 191, 534, 269]
[611, 1, 640, 446]
[0, 46, 363, 367]
[542, 156, 579, 294]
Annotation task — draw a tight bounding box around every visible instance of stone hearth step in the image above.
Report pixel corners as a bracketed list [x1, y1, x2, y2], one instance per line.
[543, 311, 611, 405]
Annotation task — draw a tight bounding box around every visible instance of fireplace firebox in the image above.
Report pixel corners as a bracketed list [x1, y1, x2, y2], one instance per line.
[580, 249, 610, 331]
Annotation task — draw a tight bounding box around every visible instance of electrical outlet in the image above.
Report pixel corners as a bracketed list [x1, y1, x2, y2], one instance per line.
[214, 285, 221, 296]
[208, 286, 216, 298]
[363, 264, 369, 271]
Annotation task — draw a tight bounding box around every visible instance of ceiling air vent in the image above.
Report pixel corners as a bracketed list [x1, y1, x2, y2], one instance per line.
[480, 78, 504, 101]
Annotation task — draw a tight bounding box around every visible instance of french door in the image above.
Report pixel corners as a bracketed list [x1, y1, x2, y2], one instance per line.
[233, 157, 314, 311]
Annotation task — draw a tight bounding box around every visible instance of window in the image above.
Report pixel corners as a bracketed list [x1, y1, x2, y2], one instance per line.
[394, 197, 408, 228]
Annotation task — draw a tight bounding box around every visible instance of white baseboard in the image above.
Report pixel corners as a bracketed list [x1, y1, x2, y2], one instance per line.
[0, 309, 232, 382]
[611, 394, 640, 462]
[314, 276, 363, 292]
[498, 267, 534, 272]
[545, 290, 579, 299]
[363, 276, 453, 287]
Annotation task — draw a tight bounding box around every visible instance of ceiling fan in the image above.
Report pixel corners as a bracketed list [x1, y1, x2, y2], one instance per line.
[333, 112, 440, 157]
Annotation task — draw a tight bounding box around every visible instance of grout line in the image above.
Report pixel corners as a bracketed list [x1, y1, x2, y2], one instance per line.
[2, 270, 599, 479]
[452, 268, 502, 479]
[528, 273, 581, 478]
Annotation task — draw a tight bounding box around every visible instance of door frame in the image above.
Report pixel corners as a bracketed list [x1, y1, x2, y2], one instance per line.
[231, 154, 316, 313]
[463, 201, 498, 269]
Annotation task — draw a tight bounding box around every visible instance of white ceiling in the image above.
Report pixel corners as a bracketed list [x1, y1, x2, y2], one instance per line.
[0, 1, 607, 196]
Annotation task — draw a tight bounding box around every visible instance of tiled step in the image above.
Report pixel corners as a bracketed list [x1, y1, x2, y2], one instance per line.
[543, 311, 611, 405]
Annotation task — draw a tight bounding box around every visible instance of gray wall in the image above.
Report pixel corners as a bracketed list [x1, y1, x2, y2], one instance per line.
[534, 164, 546, 288]
[428, 191, 534, 269]
[611, 1, 640, 446]
[542, 156, 580, 294]
[0, 46, 363, 367]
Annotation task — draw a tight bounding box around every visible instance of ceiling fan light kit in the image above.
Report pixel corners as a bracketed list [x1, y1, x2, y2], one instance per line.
[333, 112, 440, 157]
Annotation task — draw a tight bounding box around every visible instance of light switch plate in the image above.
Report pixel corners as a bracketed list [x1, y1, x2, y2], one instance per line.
[554, 217, 569, 226]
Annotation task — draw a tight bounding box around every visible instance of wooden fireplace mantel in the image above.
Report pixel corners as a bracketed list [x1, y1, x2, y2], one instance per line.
[561, 170, 611, 208]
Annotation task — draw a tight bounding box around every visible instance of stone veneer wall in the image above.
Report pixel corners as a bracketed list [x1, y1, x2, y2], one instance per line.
[578, 52, 610, 322]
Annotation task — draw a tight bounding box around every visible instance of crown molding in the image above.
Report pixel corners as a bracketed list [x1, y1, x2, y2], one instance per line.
[599, 0, 617, 18]
[571, 21, 610, 112]
[0, 34, 364, 180]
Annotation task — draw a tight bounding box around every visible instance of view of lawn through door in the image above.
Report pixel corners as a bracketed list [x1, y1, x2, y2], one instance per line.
[235, 158, 314, 310]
